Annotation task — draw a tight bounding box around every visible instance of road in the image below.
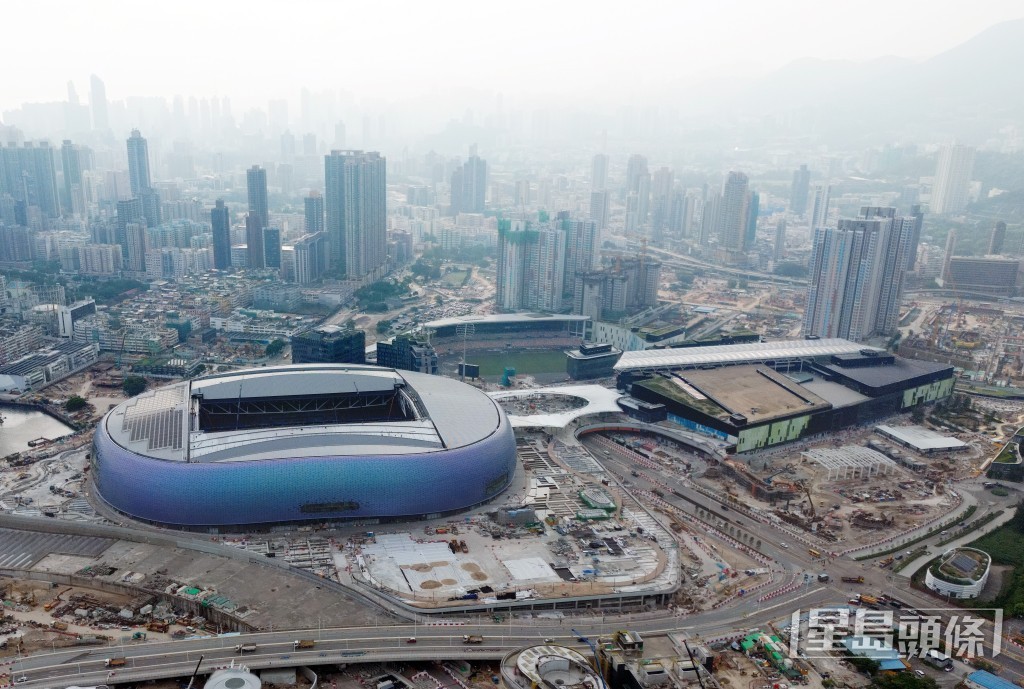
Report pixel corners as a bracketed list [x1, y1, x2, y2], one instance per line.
[10, 433, 1022, 687]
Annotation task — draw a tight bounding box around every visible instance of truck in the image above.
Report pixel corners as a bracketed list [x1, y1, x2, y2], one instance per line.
[105, 658, 127, 668]
[463, 635, 484, 644]
[859, 595, 879, 605]
[841, 576, 865, 584]
[147, 620, 169, 633]
[235, 643, 258, 654]
[51, 621, 68, 631]
[294, 639, 315, 649]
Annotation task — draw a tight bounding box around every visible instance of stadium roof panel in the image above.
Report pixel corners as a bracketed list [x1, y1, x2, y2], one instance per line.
[875, 424, 967, 451]
[614, 338, 877, 372]
[104, 365, 503, 462]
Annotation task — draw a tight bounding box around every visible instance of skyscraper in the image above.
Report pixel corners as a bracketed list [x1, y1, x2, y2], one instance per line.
[625, 154, 648, 194]
[246, 213, 265, 270]
[809, 183, 832, 230]
[790, 164, 810, 215]
[591, 153, 609, 192]
[116, 197, 144, 256]
[449, 146, 487, 215]
[324, 150, 387, 278]
[563, 217, 598, 294]
[931, 144, 975, 215]
[211, 199, 231, 269]
[0, 142, 61, 219]
[246, 165, 269, 231]
[495, 220, 564, 312]
[126, 129, 152, 198]
[304, 191, 324, 234]
[803, 207, 913, 341]
[263, 227, 282, 269]
[60, 140, 86, 217]
[589, 191, 609, 231]
[717, 171, 751, 251]
[907, 204, 924, 270]
[90, 75, 109, 131]
[650, 167, 674, 238]
[774, 219, 787, 261]
[990, 221, 1007, 255]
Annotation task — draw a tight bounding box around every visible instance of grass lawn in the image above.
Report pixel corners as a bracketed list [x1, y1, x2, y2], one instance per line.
[464, 350, 568, 377]
[440, 270, 469, 287]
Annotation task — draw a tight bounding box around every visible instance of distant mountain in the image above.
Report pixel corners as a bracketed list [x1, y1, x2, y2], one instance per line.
[680, 18, 1024, 143]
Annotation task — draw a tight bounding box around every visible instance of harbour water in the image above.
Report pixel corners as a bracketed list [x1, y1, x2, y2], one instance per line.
[0, 406, 75, 455]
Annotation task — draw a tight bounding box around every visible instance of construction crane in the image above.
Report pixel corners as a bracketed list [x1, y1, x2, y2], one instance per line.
[798, 480, 816, 520]
[114, 331, 128, 370]
[763, 464, 795, 485]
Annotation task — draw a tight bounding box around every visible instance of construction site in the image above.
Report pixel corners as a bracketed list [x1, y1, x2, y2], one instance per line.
[692, 421, 983, 550]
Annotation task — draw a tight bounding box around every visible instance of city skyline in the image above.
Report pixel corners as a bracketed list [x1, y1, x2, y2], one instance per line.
[2, 2, 1022, 115]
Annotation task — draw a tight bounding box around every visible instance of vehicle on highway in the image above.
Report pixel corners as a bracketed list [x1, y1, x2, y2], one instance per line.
[15, 677, 26, 684]
[235, 643, 258, 653]
[780, 542, 789, 548]
[407, 637, 417, 643]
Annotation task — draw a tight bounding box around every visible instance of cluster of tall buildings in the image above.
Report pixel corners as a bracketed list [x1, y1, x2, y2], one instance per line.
[803, 207, 915, 341]
[495, 213, 661, 322]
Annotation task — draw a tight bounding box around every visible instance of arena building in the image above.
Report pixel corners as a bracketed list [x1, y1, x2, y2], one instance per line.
[92, 364, 517, 529]
[617, 339, 954, 453]
[422, 313, 588, 352]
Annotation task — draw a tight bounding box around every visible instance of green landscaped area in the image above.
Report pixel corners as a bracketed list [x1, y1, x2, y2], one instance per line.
[440, 270, 470, 287]
[955, 506, 1024, 615]
[994, 440, 1021, 463]
[466, 350, 569, 377]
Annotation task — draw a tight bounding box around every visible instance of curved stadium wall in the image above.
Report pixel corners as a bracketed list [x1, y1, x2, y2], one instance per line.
[91, 410, 516, 529]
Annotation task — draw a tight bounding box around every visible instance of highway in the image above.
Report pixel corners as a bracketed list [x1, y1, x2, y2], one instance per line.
[9, 433, 1022, 687]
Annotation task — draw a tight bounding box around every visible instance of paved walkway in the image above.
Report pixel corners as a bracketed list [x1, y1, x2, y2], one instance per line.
[898, 505, 1017, 578]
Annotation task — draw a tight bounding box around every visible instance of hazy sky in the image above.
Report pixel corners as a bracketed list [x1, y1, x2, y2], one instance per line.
[5, 0, 1023, 112]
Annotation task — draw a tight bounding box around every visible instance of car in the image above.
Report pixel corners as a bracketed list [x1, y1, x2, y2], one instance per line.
[780, 542, 789, 548]
[15, 677, 27, 684]
[915, 670, 926, 677]
[407, 637, 417, 643]
[544, 638, 554, 643]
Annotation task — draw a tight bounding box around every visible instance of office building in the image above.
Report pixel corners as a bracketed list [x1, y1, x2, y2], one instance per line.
[990, 221, 1007, 255]
[790, 164, 810, 215]
[803, 207, 913, 341]
[211, 199, 231, 269]
[290, 325, 365, 364]
[650, 167, 674, 238]
[591, 153, 608, 191]
[625, 154, 648, 194]
[126, 130, 152, 198]
[124, 222, 147, 273]
[304, 191, 324, 234]
[945, 256, 1020, 297]
[245, 213, 265, 270]
[324, 150, 387, 278]
[376, 334, 438, 374]
[246, 165, 269, 231]
[450, 146, 487, 215]
[931, 144, 975, 215]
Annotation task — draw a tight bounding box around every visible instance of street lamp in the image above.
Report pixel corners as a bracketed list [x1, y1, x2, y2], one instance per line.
[571, 628, 608, 689]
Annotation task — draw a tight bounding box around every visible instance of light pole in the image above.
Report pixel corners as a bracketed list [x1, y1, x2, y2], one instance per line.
[455, 323, 474, 380]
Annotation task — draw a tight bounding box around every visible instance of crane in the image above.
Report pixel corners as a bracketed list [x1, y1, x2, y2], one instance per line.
[798, 480, 816, 520]
[114, 331, 128, 370]
[763, 464, 795, 485]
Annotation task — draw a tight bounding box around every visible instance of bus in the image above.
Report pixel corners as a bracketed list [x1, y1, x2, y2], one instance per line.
[808, 548, 821, 558]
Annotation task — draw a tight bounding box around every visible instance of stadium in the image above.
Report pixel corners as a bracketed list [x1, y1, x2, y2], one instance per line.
[91, 364, 517, 529]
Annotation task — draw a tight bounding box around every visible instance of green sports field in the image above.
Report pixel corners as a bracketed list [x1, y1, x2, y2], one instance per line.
[462, 350, 568, 377]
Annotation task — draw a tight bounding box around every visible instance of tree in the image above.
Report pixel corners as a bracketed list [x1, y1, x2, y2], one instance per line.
[376, 320, 393, 334]
[911, 405, 926, 424]
[123, 376, 147, 397]
[265, 339, 286, 357]
[872, 671, 938, 689]
[64, 395, 88, 412]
